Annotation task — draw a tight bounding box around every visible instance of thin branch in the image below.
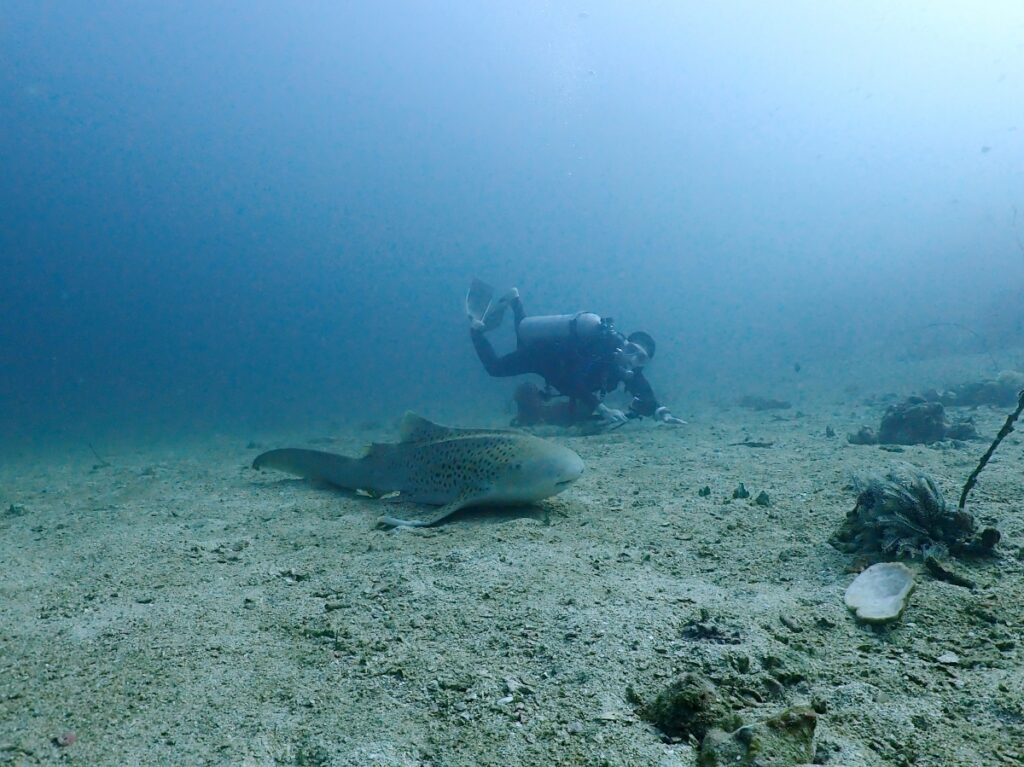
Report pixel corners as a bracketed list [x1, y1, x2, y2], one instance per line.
[958, 389, 1024, 512]
[88, 443, 111, 469]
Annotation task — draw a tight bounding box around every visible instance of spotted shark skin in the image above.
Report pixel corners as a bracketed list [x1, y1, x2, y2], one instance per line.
[252, 412, 584, 527]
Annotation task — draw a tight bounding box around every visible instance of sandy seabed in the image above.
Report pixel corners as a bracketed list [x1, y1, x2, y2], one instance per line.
[2, 379, 1023, 766]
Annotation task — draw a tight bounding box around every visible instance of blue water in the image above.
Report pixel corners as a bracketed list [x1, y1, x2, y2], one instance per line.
[2, 2, 1023, 445]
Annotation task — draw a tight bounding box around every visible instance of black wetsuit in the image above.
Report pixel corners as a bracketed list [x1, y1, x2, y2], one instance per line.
[470, 297, 660, 422]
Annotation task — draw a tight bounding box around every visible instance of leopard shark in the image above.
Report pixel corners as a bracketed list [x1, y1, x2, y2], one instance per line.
[252, 412, 585, 527]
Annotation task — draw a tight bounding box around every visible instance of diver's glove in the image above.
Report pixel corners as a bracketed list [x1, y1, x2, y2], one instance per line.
[655, 406, 686, 425]
[597, 403, 628, 426]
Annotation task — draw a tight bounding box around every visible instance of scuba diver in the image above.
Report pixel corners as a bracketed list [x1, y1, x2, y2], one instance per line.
[466, 278, 685, 429]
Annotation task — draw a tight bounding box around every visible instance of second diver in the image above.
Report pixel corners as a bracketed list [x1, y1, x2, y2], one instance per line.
[467, 278, 685, 430]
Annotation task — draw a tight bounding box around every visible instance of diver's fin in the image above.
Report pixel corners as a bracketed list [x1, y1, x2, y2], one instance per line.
[466, 278, 512, 331]
[466, 278, 495, 324]
[481, 298, 509, 331]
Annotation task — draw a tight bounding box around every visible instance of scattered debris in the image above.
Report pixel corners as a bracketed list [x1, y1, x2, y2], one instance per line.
[754, 491, 771, 507]
[844, 562, 915, 624]
[825, 425, 836, 438]
[945, 418, 979, 441]
[846, 426, 877, 445]
[732, 483, 750, 500]
[698, 486, 712, 497]
[779, 615, 802, 633]
[923, 555, 976, 589]
[53, 731, 77, 748]
[680, 609, 743, 644]
[639, 673, 735, 741]
[699, 706, 817, 767]
[728, 440, 774, 448]
[278, 568, 309, 583]
[738, 396, 791, 411]
[5, 504, 26, 517]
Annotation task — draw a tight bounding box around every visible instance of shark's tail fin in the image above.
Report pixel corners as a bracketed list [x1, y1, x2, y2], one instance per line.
[252, 448, 365, 490]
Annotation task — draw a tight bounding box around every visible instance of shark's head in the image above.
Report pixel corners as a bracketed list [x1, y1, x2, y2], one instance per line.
[485, 436, 585, 504]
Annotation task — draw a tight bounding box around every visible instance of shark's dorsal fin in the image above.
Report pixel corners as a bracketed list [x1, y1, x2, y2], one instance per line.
[398, 412, 459, 442]
[398, 412, 512, 442]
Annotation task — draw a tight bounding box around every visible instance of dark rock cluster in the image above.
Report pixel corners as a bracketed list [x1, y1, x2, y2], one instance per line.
[923, 370, 1024, 408]
[847, 397, 978, 445]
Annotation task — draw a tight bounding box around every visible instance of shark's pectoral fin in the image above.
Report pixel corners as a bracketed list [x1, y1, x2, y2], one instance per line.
[376, 490, 479, 529]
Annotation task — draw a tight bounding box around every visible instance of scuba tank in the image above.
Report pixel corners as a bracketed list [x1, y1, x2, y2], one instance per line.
[517, 312, 605, 347]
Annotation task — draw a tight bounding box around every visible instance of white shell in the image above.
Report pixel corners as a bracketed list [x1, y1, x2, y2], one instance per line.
[844, 562, 916, 623]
